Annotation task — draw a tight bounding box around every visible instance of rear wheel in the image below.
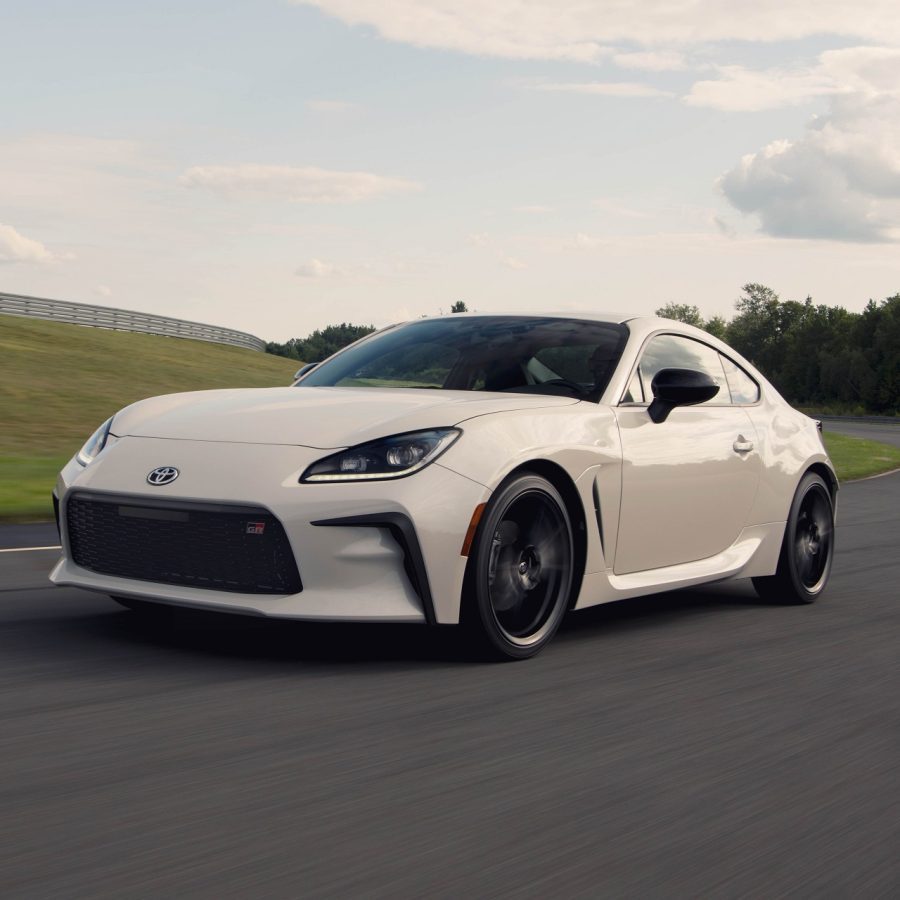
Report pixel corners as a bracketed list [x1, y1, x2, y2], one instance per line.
[464, 474, 574, 660]
[753, 472, 834, 604]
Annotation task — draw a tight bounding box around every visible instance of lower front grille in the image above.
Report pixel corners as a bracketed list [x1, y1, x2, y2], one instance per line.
[66, 494, 302, 595]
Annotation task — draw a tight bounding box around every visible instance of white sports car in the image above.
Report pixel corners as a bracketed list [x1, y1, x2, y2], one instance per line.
[51, 313, 837, 659]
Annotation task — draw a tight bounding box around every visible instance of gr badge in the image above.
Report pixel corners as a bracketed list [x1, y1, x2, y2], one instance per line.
[245, 521, 266, 535]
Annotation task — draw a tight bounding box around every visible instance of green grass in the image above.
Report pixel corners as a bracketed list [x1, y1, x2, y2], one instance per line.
[1, 315, 898, 521]
[0, 315, 299, 520]
[822, 432, 900, 482]
[799, 405, 897, 418]
[0, 455, 70, 521]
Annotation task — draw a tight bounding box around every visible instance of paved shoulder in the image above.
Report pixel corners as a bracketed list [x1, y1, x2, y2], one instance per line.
[822, 418, 900, 448]
[0, 522, 59, 551]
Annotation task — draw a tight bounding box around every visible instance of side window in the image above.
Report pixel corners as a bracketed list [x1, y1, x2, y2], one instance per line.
[721, 356, 760, 404]
[638, 334, 730, 405]
[622, 368, 644, 403]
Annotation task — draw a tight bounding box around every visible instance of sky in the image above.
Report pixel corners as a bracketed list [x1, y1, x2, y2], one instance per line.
[1, 0, 899, 341]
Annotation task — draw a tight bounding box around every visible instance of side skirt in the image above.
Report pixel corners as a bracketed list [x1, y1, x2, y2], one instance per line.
[572, 521, 785, 609]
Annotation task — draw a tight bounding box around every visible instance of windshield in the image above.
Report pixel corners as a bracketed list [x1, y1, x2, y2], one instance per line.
[299, 316, 628, 399]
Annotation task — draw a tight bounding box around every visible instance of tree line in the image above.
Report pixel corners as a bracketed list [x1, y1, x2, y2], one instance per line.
[266, 323, 377, 363]
[656, 284, 898, 414]
[264, 303, 469, 362]
[265, 288, 898, 413]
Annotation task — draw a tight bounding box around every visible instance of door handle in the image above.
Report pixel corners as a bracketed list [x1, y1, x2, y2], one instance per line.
[733, 436, 754, 453]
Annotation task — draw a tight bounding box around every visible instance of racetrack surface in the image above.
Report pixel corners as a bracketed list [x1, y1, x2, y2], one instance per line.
[822, 417, 900, 448]
[1, 475, 898, 896]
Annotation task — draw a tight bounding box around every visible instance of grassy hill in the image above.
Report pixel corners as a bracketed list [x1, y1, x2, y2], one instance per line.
[0, 315, 298, 519]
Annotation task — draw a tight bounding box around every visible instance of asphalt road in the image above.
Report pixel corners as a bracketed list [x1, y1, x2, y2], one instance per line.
[821, 417, 900, 448]
[1, 473, 898, 897]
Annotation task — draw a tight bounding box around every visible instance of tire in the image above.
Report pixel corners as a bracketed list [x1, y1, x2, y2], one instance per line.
[752, 472, 835, 604]
[464, 474, 575, 660]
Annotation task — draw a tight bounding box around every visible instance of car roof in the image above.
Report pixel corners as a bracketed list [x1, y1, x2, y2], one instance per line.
[407, 311, 755, 368]
[413, 311, 710, 337]
[424, 310, 634, 325]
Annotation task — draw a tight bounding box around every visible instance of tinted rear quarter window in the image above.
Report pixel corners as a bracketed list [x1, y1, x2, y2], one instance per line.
[721, 356, 760, 404]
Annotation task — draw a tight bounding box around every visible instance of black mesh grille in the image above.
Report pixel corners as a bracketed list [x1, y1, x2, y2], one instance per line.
[66, 495, 302, 595]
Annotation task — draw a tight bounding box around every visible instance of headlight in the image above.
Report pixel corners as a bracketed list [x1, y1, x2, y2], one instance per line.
[76, 417, 115, 466]
[301, 428, 460, 483]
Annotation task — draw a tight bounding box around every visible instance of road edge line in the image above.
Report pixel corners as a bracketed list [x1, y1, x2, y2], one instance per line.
[0, 545, 62, 554]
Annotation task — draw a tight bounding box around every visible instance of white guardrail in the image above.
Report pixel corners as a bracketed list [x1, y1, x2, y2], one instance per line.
[0, 291, 265, 352]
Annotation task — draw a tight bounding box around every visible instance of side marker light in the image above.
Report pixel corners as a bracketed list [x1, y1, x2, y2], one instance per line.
[460, 503, 487, 557]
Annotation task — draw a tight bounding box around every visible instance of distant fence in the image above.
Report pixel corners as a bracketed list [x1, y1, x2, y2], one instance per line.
[0, 291, 265, 352]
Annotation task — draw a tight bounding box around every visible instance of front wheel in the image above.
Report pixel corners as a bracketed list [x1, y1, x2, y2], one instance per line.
[753, 472, 835, 604]
[464, 474, 574, 660]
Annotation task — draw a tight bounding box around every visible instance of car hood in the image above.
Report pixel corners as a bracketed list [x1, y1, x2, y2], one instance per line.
[111, 387, 579, 449]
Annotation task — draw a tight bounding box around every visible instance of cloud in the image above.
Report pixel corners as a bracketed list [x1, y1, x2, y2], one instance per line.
[571, 233, 607, 249]
[499, 255, 527, 269]
[467, 232, 490, 247]
[717, 49, 900, 241]
[95, 284, 113, 297]
[296, 258, 341, 278]
[295, 256, 424, 282]
[306, 99, 357, 112]
[180, 164, 421, 203]
[613, 50, 688, 72]
[293, 2, 900, 61]
[819, 45, 900, 94]
[0, 223, 58, 264]
[719, 128, 899, 242]
[295, 1, 610, 61]
[536, 82, 674, 99]
[686, 46, 900, 111]
[686, 67, 839, 112]
[514, 204, 553, 214]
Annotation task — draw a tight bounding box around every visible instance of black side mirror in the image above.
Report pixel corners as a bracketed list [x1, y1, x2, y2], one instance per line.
[648, 368, 719, 423]
[293, 363, 318, 382]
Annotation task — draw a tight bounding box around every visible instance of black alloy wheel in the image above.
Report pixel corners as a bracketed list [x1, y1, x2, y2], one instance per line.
[753, 471, 835, 604]
[466, 474, 574, 659]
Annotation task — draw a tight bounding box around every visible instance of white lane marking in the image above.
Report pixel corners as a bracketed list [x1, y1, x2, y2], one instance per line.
[0, 545, 62, 554]
[847, 466, 900, 483]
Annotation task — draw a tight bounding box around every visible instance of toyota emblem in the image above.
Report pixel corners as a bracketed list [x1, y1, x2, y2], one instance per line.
[147, 466, 180, 486]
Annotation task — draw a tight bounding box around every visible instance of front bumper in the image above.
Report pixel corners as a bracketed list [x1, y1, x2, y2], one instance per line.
[50, 436, 488, 623]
